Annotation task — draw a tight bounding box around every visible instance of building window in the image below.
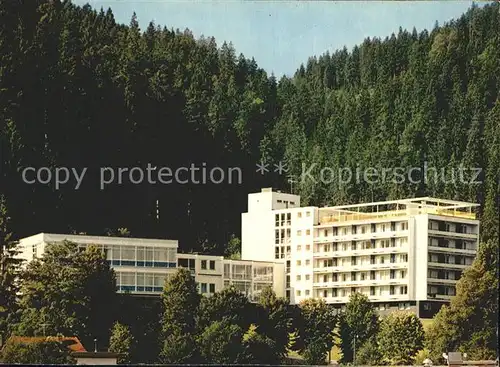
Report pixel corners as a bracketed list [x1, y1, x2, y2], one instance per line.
[297, 260, 301, 266]
[201, 260, 207, 270]
[275, 214, 280, 226]
[209, 261, 215, 270]
[297, 230, 302, 236]
[400, 286, 408, 294]
[305, 274, 310, 280]
[297, 245, 302, 251]
[209, 283, 215, 293]
[297, 275, 301, 281]
[305, 290, 310, 296]
[401, 222, 408, 230]
[298, 212, 302, 218]
[390, 285, 395, 295]
[305, 260, 310, 265]
[297, 290, 301, 296]
[306, 229, 311, 235]
[306, 244, 310, 251]
[201, 283, 207, 293]
[306, 211, 311, 217]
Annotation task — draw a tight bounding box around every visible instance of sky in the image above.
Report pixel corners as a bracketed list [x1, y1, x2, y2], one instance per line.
[74, 0, 480, 77]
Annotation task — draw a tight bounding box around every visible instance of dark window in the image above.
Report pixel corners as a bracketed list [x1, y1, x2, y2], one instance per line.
[201, 260, 207, 270]
[209, 283, 215, 293]
[209, 260, 215, 270]
[201, 283, 207, 293]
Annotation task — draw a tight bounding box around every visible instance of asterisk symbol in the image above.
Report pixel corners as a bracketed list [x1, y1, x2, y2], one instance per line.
[256, 160, 269, 175]
[274, 161, 288, 175]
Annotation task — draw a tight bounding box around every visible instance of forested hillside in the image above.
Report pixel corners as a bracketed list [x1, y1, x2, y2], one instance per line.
[0, 0, 498, 253]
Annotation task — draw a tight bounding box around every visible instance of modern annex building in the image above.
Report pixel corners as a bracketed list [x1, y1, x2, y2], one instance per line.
[18, 188, 479, 317]
[18, 233, 284, 301]
[242, 188, 480, 317]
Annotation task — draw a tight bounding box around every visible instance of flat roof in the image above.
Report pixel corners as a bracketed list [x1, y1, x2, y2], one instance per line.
[326, 197, 479, 211]
[20, 232, 178, 247]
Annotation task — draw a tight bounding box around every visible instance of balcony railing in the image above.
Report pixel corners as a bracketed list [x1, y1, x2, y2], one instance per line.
[313, 278, 407, 288]
[427, 246, 476, 255]
[314, 230, 408, 242]
[313, 246, 408, 258]
[428, 262, 469, 269]
[319, 207, 475, 225]
[428, 229, 478, 239]
[313, 262, 408, 273]
[427, 278, 457, 285]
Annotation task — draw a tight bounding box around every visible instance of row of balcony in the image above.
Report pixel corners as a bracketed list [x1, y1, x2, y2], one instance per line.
[314, 246, 408, 258]
[427, 245, 476, 255]
[314, 230, 408, 243]
[313, 262, 408, 273]
[313, 278, 407, 288]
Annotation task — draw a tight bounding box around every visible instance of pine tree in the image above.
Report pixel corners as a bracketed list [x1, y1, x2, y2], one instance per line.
[0, 195, 22, 344]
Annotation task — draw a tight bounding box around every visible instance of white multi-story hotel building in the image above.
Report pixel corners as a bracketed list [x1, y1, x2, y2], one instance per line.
[17, 188, 479, 317]
[17, 232, 285, 301]
[242, 188, 480, 317]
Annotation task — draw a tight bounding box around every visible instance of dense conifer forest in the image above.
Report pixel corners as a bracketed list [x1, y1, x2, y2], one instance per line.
[0, 1, 498, 255]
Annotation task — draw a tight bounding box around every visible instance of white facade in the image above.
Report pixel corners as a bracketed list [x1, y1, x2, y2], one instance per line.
[17, 233, 284, 300]
[19, 233, 178, 294]
[242, 189, 480, 315]
[17, 190, 480, 315]
[241, 188, 301, 262]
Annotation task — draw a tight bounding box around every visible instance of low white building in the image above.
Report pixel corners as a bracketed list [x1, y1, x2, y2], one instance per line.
[19, 233, 178, 294]
[17, 232, 284, 300]
[242, 188, 480, 317]
[177, 253, 285, 300]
